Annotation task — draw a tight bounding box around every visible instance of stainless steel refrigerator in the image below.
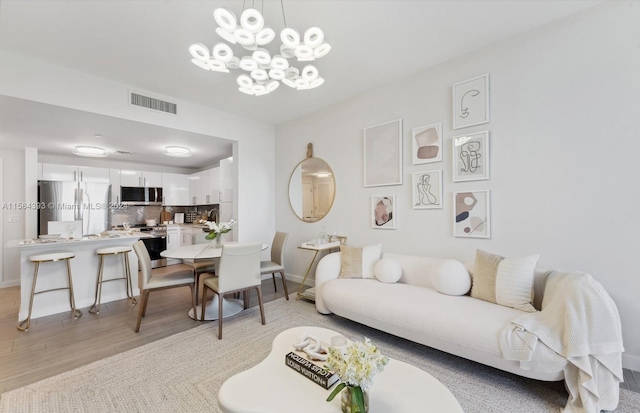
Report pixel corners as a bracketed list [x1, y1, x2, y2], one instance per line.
[38, 180, 112, 236]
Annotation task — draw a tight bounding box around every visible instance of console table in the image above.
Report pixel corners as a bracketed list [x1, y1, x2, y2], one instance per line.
[296, 241, 341, 301]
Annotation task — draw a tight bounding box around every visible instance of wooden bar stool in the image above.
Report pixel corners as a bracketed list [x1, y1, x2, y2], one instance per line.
[18, 251, 82, 331]
[89, 246, 137, 314]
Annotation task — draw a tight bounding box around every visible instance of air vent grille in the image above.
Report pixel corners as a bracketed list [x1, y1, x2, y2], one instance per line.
[130, 92, 177, 115]
[115, 150, 132, 155]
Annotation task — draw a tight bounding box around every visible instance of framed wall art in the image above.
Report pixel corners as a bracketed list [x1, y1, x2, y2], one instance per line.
[363, 119, 403, 187]
[452, 74, 489, 129]
[453, 190, 491, 238]
[372, 195, 396, 229]
[452, 131, 490, 182]
[412, 170, 442, 210]
[412, 122, 442, 165]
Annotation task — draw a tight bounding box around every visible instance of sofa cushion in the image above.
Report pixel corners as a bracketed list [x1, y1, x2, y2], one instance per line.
[472, 250, 539, 312]
[430, 259, 470, 295]
[374, 259, 402, 283]
[339, 244, 382, 279]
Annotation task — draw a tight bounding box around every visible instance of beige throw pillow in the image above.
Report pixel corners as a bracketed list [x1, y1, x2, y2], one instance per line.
[471, 250, 539, 312]
[339, 244, 382, 279]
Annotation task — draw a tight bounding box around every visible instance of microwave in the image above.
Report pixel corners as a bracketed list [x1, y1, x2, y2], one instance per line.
[120, 186, 163, 205]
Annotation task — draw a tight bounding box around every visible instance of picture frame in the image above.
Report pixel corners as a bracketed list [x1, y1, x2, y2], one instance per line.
[453, 190, 491, 238]
[452, 130, 490, 182]
[452, 74, 490, 129]
[363, 119, 403, 187]
[372, 195, 396, 229]
[412, 170, 442, 210]
[412, 122, 442, 165]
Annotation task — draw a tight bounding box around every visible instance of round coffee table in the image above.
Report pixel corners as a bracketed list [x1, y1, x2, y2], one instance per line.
[218, 326, 463, 412]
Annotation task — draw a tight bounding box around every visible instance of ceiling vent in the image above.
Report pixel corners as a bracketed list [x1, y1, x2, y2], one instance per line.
[130, 92, 177, 115]
[115, 150, 133, 155]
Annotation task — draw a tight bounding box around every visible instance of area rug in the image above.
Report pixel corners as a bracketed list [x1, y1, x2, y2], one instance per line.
[1, 298, 639, 413]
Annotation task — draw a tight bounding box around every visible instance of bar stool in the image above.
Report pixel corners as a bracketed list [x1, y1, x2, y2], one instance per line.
[89, 246, 137, 314]
[18, 251, 82, 331]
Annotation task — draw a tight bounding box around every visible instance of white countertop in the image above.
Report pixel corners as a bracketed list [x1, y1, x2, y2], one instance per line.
[5, 233, 143, 249]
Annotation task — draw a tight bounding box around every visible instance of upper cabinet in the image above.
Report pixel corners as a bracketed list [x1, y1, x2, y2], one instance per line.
[41, 164, 110, 183]
[219, 158, 233, 203]
[162, 173, 189, 206]
[119, 170, 162, 187]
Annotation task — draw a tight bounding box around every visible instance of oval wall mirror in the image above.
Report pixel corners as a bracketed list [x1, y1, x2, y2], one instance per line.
[288, 157, 335, 222]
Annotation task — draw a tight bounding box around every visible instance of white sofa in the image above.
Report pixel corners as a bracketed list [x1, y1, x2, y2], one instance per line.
[315, 251, 564, 381]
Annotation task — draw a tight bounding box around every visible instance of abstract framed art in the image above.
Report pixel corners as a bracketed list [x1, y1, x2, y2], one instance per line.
[363, 119, 403, 187]
[412, 170, 442, 209]
[452, 74, 490, 130]
[372, 195, 396, 229]
[452, 131, 490, 182]
[453, 190, 491, 238]
[412, 122, 442, 165]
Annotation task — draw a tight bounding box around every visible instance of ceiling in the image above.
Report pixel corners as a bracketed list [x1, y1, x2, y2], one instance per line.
[0, 0, 602, 169]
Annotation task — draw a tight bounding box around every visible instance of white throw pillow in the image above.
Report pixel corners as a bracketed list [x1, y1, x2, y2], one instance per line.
[374, 259, 402, 283]
[339, 244, 382, 279]
[430, 259, 471, 296]
[471, 250, 539, 312]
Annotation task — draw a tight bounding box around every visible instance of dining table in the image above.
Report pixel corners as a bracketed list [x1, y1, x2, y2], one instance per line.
[160, 242, 268, 321]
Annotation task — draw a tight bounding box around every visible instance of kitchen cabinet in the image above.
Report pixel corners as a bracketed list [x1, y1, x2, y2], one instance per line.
[187, 167, 220, 205]
[166, 225, 181, 265]
[119, 170, 162, 187]
[219, 158, 233, 203]
[162, 173, 189, 206]
[109, 169, 121, 204]
[41, 164, 109, 183]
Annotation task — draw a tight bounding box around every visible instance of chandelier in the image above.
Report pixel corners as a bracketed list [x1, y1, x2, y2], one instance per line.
[189, 2, 331, 96]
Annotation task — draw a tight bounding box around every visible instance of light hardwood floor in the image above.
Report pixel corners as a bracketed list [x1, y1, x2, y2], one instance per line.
[0, 272, 638, 396]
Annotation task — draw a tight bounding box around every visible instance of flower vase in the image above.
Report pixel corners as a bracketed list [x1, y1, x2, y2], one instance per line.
[212, 233, 224, 248]
[340, 386, 368, 413]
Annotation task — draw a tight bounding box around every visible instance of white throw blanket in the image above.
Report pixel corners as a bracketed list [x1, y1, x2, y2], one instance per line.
[500, 271, 624, 413]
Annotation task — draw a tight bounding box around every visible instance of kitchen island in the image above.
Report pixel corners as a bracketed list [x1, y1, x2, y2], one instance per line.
[6, 234, 143, 322]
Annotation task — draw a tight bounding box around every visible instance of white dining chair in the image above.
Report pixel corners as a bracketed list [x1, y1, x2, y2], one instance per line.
[201, 242, 264, 339]
[260, 232, 289, 299]
[132, 241, 196, 332]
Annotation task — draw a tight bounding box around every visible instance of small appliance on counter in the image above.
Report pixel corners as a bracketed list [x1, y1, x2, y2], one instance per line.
[174, 212, 185, 224]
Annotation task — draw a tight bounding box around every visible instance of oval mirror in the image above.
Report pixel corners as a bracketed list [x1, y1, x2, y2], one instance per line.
[288, 157, 335, 222]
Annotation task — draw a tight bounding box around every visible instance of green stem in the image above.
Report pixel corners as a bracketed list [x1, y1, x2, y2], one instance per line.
[326, 382, 345, 402]
[352, 386, 365, 412]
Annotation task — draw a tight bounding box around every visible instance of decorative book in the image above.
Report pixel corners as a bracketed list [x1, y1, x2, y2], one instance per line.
[285, 351, 340, 389]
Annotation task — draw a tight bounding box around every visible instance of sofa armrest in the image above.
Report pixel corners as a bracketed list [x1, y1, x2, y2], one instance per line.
[315, 252, 342, 314]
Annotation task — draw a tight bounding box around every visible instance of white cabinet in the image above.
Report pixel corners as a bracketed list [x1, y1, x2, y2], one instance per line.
[162, 173, 189, 206]
[166, 225, 181, 265]
[109, 169, 121, 204]
[187, 167, 221, 205]
[219, 158, 233, 203]
[41, 164, 109, 183]
[119, 170, 162, 187]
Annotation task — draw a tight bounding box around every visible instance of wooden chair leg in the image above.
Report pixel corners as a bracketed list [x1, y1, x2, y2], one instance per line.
[280, 270, 289, 300]
[189, 284, 196, 320]
[217, 292, 224, 339]
[135, 290, 149, 332]
[272, 273, 277, 291]
[200, 284, 208, 322]
[256, 286, 265, 325]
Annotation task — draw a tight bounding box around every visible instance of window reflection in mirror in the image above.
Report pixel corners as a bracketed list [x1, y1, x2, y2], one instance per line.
[288, 157, 335, 222]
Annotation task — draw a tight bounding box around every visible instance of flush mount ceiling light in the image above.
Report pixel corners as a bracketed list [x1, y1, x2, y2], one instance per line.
[73, 146, 108, 157]
[189, 1, 331, 96]
[164, 146, 192, 157]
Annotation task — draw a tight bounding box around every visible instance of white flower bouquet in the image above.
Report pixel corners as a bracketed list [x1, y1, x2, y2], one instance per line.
[202, 219, 237, 240]
[325, 337, 389, 412]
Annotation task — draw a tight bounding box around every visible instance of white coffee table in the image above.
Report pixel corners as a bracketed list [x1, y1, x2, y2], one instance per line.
[218, 326, 463, 413]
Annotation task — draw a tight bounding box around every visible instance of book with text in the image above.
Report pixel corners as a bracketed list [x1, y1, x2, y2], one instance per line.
[284, 351, 340, 389]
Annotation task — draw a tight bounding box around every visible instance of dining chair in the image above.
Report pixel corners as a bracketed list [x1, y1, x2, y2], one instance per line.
[183, 258, 218, 304]
[132, 241, 196, 332]
[260, 232, 289, 300]
[201, 242, 264, 339]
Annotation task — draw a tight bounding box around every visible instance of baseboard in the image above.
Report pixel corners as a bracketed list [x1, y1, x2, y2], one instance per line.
[0, 279, 20, 288]
[623, 353, 640, 372]
[283, 272, 313, 286]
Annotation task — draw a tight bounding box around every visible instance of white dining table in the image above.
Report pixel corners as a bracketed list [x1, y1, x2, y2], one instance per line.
[160, 242, 268, 321]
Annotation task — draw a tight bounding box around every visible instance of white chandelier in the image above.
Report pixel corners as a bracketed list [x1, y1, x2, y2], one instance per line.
[189, 3, 331, 96]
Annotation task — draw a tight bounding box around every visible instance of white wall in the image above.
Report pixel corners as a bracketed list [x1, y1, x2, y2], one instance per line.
[0, 150, 27, 286]
[275, 1, 640, 370]
[0, 51, 276, 281]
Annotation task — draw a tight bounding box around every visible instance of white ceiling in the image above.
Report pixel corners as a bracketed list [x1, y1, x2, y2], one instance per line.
[0, 0, 602, 169]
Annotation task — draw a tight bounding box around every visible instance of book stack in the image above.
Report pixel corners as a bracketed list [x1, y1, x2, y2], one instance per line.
[285, 351, 340, 389]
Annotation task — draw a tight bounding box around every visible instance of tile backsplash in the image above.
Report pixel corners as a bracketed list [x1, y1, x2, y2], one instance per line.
[110, 204, 218, 227]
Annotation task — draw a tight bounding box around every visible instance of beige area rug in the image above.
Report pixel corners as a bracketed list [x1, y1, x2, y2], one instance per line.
[1, 298, 639, 413]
